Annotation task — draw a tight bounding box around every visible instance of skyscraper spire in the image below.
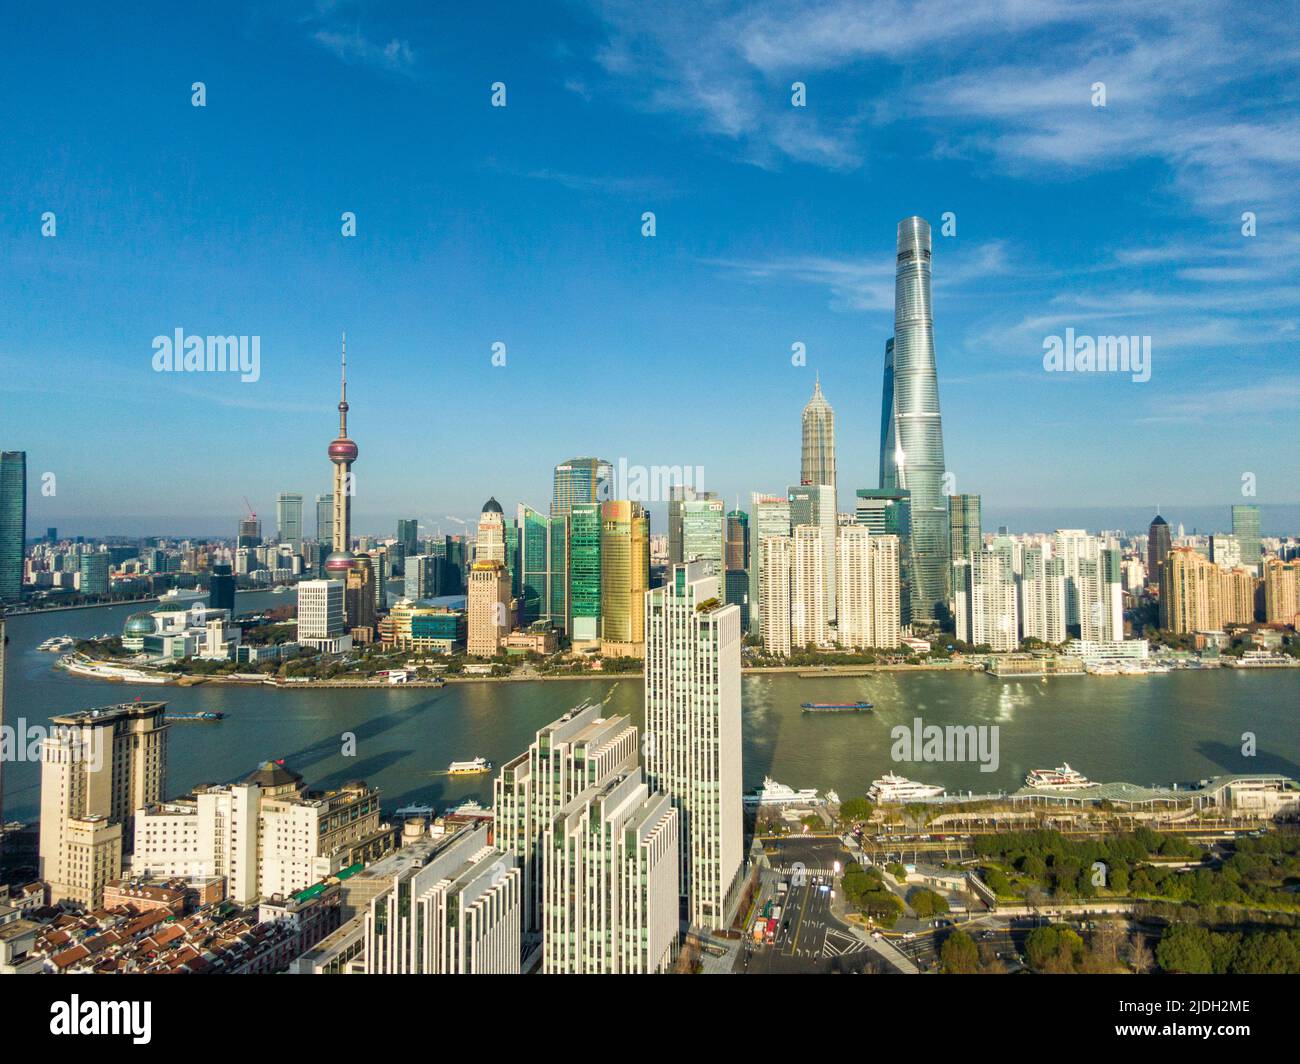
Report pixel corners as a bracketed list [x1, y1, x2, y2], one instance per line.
[800, 374, 836, 505]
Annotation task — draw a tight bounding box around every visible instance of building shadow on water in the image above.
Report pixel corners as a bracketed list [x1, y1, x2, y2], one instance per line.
[1195, 739, 1300, 782]
[238, 693, 446, 781]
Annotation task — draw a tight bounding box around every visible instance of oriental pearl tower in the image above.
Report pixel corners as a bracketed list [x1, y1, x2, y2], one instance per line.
[324, 333, 359, 577]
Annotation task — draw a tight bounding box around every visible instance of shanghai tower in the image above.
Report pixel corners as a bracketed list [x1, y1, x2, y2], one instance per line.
[880, 216, 949, 621]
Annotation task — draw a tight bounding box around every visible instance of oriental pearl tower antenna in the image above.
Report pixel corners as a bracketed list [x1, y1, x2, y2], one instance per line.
[324, 332, 360, 577]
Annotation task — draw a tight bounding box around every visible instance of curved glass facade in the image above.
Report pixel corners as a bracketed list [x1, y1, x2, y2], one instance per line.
[881, 217, 949, 621]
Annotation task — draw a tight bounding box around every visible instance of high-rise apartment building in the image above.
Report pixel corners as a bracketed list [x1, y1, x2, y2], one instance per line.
[543, 765, 679, 974]
[879, 217, 950, 621]
[1160, 548, 1223, 634]
[747, 493, 791, 635]
[644, 562, 743, 931]
[1264, 559, 1299, 626]
[791, 524, 829, 648]
[954, 548, 1018, 651]
[494, 700, 640, 932]
[0, 451, 25, 601]
[1054, 529, 1099, 628]
[599, 500, 648, 653]
[758, 535, 793, 658]
[40, 701, 169, 907]
[800, 375, 836, 511]
[277, 491, 304, 553]
[836, 526, 901, 650]
[360, 823, 520, 974]
[1020, 547, 1066, 644]
[789, 484, 836, 623]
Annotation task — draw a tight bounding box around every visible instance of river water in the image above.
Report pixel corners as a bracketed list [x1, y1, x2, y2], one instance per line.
[2, 592, 1298, 820]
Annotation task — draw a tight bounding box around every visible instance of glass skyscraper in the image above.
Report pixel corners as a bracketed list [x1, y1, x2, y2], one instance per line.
[0, 451, 25, 601]
[568, 502, 602, 641]
[880, 217, 950, 621]
[276, 491, 304, 553]
[800, 375, 836, 509]
[947, 493, 982, 595]
[551, 457, 613, 518]
[1231, 504, 1261, 570]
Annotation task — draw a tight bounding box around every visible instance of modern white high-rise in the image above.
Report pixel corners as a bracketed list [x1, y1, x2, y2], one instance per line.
[837, 525, 871, 649]
[1054, 529, 1099, 628]
[868, 533, 902, 649]
[791, 524, 829, 649]
[361, 823, 521, 974]
[1080, 547, 1125, 643]
[644, 561, 743, 932]
[955, 549, 1019, 651]
[1020, 547, 1067, 644]
[297, 579, 350, 651]
[493, 701, 639, 933]
[758, 536, 793, 658]
[543, 767, 679, 974]
[747, 493, 790, 635]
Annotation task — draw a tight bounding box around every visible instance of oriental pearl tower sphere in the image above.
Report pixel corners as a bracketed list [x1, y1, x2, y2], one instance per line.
[324, 333, 359, 576]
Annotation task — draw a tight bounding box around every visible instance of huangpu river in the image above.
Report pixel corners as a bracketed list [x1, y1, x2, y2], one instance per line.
[2, 591, 1298, 822]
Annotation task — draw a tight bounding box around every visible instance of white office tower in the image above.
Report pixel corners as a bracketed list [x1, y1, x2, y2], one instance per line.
[836, 526, 901, 650]
[788, 484, 837, 622]
[955, 549, 1019, 651]
[747, 493, 791, 635]
[791, 524, 829, 648]
[543, 767, 679, 974]
[1021, 547, 1067, 644]
[362, 823, 521, 974]
[1054, 529, 1099, 627]
[1122, 557, 1146, 596]
[645, 561, 744, 932]
[758, 535, 793, 657]
[494, 701, 639, 933]
[297, 579, 347, 648]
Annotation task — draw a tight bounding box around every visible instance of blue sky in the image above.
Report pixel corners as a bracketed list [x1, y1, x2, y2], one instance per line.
[3, 1, 1298, 538]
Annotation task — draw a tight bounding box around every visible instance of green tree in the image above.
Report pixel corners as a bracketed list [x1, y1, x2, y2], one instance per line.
[940, 930, 979, 974]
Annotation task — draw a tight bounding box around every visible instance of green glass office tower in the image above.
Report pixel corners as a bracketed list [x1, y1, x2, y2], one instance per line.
[568, 502, 602, 641]
[1232, 504, 1261, 569]
[516, 505, 549, 627]
[397, 519, 419, 556]
[669, 489, 725, 577]
[79, 552, 109, 597]
[880, 217, 950, 621]
[747, 493, 791, 635]
[947, 494, 982, 589]
[547, 516, 568, 631]
[0, 452, 25, 601]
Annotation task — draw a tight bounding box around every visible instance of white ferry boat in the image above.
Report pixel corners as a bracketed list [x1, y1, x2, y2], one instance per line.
[743, 776, 820, 807]
[448, 757, 492, 775]
[38, 636, 75, 652]
[867, 773, 946, 802]
[158, 588, 206, 604]
[1024, 763, 1097, 790]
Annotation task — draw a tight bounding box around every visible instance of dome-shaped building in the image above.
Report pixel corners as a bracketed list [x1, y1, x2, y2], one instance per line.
[122, 611, 158, 650]
[481, 496, 503, 514]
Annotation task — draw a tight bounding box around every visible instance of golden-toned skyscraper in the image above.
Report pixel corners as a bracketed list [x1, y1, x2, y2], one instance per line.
[467, 560, 512, 657]
[1160, 548, 1222, 634]
[599, 500, 649, 654]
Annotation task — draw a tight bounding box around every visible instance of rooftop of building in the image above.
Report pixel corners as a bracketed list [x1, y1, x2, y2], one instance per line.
[50, 700, 167, 725]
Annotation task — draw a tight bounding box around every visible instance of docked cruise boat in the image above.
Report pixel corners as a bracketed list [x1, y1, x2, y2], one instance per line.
[743, 776, 820, 807]
[867, 773, 946, 802]
[157, 587, 206, 604]
[448, 757, 492, 775]
[1024, 763, 1097, 790]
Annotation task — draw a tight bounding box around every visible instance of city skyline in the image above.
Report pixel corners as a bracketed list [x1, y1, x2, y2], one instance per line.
[5, 5, 1299, 538]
